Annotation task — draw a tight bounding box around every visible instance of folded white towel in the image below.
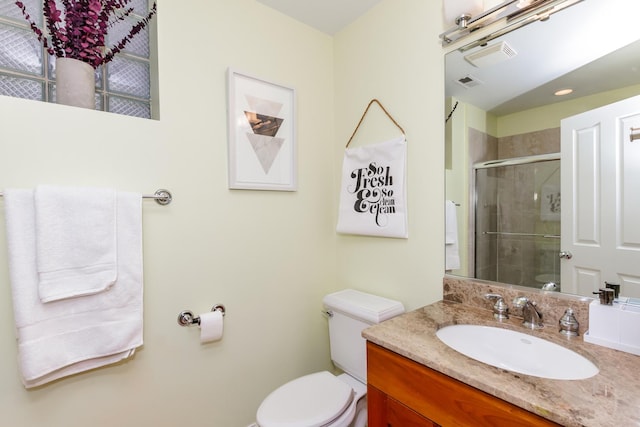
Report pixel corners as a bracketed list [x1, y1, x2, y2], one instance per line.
[34, 185, 117, 302]
[445, 200, 460, 270]
[4, 189, 143, 388]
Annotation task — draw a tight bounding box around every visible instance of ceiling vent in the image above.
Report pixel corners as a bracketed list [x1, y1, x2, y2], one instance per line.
[456, 75, 483, 89]
[464, 41, 517, 68]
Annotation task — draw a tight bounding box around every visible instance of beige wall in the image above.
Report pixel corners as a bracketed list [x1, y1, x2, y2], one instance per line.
[0, 1, 444, 426]
[334, 0, 444, 307]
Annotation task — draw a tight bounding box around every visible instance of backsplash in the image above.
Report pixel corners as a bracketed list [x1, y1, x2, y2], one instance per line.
[443, 275, 593, 333]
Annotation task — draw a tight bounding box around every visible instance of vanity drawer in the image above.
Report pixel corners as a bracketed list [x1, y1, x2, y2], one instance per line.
[367, 342, 560, 427]
[368, 384, 440, 426]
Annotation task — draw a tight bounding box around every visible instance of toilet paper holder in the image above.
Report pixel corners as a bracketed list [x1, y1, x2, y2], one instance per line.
[177, 304, 226, 327]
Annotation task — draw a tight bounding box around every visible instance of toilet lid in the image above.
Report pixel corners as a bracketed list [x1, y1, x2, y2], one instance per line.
[256, 371, 354, 427]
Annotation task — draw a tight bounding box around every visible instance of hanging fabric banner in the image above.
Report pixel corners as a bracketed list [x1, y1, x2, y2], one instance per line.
[336, 136, 408, 238]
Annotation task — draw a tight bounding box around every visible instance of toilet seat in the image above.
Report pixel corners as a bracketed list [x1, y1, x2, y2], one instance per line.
[256, 371, 354, 427]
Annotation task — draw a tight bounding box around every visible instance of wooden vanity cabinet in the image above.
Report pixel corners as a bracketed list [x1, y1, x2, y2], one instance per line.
[366, 342, 561, 427]
[368, 385, 440, 426]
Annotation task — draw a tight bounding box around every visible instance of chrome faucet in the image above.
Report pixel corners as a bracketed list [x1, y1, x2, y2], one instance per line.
[558, 308, 580, 337]
[485, 293, 509, 320]
[513, 297, 544, 329]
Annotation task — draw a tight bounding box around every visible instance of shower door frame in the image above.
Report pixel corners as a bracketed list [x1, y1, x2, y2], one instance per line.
[472, 152, 560, 287]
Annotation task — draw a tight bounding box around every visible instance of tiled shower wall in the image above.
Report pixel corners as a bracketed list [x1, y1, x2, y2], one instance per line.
[498, 128, 560, 158]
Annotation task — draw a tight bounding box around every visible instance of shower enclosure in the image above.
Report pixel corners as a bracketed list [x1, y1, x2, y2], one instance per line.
[474, 154, 561, 290]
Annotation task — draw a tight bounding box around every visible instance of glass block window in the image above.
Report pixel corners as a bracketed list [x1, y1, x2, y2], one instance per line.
[0, 1, 157, 119]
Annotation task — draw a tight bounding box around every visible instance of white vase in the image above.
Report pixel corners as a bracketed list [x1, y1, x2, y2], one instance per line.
[55, 57, 96, 109]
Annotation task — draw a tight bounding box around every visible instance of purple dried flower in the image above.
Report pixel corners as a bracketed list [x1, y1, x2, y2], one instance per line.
[15, 0, 157, 69]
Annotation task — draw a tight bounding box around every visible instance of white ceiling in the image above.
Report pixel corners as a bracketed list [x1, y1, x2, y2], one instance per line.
[255, 0, 384, 34]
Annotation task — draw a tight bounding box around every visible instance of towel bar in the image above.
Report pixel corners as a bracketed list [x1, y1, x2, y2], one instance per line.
[146, 189, 172, 205]
[0, 188, 173, 206]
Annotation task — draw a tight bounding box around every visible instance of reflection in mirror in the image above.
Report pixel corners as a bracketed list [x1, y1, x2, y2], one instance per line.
[444, 0, 640, 297]
[474, 155, 560, 287]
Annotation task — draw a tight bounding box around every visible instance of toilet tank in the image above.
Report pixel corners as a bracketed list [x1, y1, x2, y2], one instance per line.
[323, 289, 404, 383]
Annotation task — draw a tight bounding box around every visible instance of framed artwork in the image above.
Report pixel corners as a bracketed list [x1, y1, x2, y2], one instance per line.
[227, 68, 297, 191]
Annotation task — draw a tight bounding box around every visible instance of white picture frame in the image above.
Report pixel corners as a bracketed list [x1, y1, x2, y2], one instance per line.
[227, 68, 297, 191]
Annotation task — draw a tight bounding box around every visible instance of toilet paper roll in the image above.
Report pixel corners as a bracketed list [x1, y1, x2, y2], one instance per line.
[199, 310, 224, 343]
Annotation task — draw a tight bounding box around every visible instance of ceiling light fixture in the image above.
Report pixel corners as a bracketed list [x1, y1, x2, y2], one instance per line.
[440, 0, 584, 46]
[444, 0, 484, 28]
[554, 88, 573, 96]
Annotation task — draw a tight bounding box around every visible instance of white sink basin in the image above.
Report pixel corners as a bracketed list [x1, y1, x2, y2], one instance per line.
[436, 324, 599, 380]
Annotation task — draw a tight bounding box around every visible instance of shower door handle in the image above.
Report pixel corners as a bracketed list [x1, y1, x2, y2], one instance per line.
[559, 251, 573, 259]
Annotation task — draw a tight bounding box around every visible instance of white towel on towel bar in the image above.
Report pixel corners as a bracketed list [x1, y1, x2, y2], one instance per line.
[4, 188, 143, 388]
[34, 185, 117, 302]
[445, 200, 460, 270]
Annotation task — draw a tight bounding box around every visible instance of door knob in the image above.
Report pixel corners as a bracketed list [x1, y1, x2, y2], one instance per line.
[559, 251, 573, 259]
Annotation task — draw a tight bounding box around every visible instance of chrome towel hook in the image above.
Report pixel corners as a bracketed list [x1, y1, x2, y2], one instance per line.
[177, 304, 226, 327]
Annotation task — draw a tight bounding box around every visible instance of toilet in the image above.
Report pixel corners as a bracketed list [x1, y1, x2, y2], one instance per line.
[256, 289, 405, 427]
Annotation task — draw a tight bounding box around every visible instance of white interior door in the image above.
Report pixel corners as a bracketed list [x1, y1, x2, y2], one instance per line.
[561, 94, 640, 298]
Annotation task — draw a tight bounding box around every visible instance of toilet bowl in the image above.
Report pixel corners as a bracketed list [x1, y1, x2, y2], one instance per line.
[255, 289, 404, 427]
[256, 372, 367, 427]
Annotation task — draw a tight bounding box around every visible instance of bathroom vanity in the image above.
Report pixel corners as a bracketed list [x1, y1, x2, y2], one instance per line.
[367, 342, 558, 426]
[363, 280, 640, 426]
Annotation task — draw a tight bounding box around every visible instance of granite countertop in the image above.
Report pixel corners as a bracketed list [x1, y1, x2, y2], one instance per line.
[363, 300, 640, 427]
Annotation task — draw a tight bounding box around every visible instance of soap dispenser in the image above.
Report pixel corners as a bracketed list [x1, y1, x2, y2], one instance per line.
[593, 288, 615, 305]
[559, 308, 579, 337]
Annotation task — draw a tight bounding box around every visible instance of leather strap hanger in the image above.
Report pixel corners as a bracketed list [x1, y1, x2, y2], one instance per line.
[346, 99, 405, 147]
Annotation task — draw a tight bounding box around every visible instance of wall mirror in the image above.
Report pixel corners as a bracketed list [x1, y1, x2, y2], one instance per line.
[444, 0, 640, 298]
